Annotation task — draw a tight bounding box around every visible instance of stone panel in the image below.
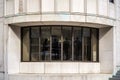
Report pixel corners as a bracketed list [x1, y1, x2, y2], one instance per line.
[0, 0, 4, 17]
[0, 18, 4, 72]
[99, 27, 113, 73]
[26, 0, 40, 13]
[42, 0, 54, 12]
[98, 0, 108, 16]
[71, 0, 84, 13]
[8, 74, 112, 80]
[45, 62, 61, 73]
[87, 0, 97, 14]
[5, 0, 14, 15]
[20, 63, 44, 73]
[8, 26, 20, 74]
[56, 0, 69, 12]
[0, 73, 4, 80]
[61, 63, 79, 73]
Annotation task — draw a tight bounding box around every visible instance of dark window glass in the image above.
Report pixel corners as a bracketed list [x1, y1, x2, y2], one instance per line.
[91, 29, 99, 62]
[63, 27, 72, 61]
[83, 28, 91, 61]
[21, 26, 99, 62]
[22, 28, 30, 61]
[30, 27, 40, 61]
[51, 27, 61, 60]
[40, 27, 50, 61]
[74, 27, 82, 61]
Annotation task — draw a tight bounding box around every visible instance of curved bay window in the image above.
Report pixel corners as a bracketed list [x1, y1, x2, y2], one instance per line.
[21, 26, 99, 62]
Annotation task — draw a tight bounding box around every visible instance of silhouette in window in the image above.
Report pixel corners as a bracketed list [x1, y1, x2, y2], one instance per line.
[63, 38, 70, 60]
[52, 38, 59, 60]
[42, 38, 49, 60]
[74, 37, 82, 61]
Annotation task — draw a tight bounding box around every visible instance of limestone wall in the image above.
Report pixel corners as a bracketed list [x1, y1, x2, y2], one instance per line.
[114, 0, 120, 74]
[4, 0, 115, 26]
[0, 0, 4, 79]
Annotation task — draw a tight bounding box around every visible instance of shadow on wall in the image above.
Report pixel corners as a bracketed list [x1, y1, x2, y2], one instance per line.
[99, 26, 113, 73]
[99, 27, 113, 40]
[10, 25, 21, 40]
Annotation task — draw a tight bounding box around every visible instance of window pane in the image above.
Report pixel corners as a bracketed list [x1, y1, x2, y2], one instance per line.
[21, 26, 99, 62]
[83, 28, 91, 61]
[63, 27, 72, 61]
[41, 27, 50, 61]
[30, 27, 40, 61]
[91, 29, 98, 62]
[74, 27, 82, 61]
[22, 28, 30, 61]
[51, 27, 61, 60]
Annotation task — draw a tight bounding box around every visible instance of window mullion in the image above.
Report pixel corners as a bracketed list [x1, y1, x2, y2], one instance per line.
[82, 28, 84, 61]
[29, 27, 31, 61]
[90, 28, 93, 62]
[71, 27, 74, 61]
[21, 26, 99, 62]
[97, 29, 99, 62]
[50, 27, 52, 61]
[39, 27, 41, 61]
[61, 27, 63, 61]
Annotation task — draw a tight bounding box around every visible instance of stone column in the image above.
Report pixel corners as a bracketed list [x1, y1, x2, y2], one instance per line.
[0, 0, 4, 79]
[19, 0, 23, 13]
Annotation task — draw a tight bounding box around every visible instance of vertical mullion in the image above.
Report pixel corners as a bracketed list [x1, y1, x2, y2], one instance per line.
[29, 27, 31, 61]
[91, 29, 93, 62]
[61, 26, 63, 61]
[50, 27, 52, 61]
[97, 29, 99, 62]
[39, 27, 41, 61]
[72, 27, 74, 61]
[82, 28, 84, 61]
[80, 27, 82, 61]
[21, 28, 22, 61]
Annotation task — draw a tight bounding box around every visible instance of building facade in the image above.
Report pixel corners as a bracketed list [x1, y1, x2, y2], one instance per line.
[0, 0, 120, 80]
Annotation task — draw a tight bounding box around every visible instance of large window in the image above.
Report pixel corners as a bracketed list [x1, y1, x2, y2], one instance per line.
[21, 26, 99, 62]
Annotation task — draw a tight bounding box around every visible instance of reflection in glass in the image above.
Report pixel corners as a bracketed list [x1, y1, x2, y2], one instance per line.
[83, 28, 91, 61]
[30, 27, 40, 61]
[63, 27, 72, 60]
[52, 27, 61, 60]
[22, 28, 30, 61]
[41, 27, 50, 61]
[21, 26, 99, 62]
[74, 28, 82, 61]
[91, 29, 98, 61]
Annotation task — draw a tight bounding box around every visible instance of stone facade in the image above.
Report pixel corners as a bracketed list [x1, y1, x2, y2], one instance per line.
[0, 0, 120, 80]
[0, 0, 4, 80]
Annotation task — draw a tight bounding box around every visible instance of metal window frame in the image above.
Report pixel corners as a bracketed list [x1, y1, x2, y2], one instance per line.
[21, 25, 99, 62]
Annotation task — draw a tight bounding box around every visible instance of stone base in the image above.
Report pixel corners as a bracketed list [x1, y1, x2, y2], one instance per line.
[9, 74, 112, 80]
[0, 73, 4, 80]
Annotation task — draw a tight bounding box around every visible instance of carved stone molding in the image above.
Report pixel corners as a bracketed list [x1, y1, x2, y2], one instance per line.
[19, 0, 23, 13]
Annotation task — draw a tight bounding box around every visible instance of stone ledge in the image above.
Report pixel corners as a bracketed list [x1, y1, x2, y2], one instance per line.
[0, 73, 4, 80]
[8, 73, 112, 80]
